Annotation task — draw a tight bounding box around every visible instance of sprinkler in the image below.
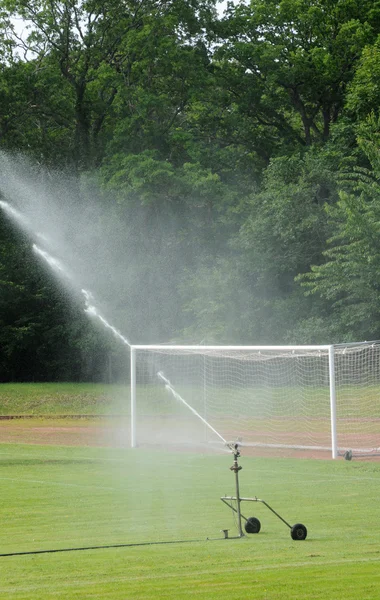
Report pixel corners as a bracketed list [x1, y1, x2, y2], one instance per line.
[220, 443, 308, 541]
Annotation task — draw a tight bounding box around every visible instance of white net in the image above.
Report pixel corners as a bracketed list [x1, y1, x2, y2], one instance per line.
[131, 342, 380, 457]
[334, 342, 380, 456]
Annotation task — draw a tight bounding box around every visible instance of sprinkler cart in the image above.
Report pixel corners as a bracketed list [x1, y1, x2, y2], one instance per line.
[220, 443, 307, 540]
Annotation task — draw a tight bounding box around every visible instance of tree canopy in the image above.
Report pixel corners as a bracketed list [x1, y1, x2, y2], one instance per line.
[1, 0, 380, 381]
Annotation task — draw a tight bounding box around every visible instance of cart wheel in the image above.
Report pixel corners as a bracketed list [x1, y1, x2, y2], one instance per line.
[245, 517, 261, 534]
[290, 523, 307, 540]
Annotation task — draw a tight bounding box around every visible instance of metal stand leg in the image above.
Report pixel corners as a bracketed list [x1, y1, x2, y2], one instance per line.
[230, 444, 244, 537]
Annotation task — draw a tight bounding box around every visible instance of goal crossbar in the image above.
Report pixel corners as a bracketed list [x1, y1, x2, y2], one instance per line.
[132, 345, 331, 351]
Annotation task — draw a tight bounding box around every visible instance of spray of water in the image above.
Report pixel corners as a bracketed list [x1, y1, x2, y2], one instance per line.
[33, 243, 73, 279]
[0, 200, 50, 243]
[82, 289, 131, 347]
[32, 243, 131, 347]
[35, 242, 215, 444]
[0, 196, 130, 348]
[0, 194, 133, 353]
[0, 199, 31, 229]
[1, 193, 223, 449]
[157, 371, 227, 444]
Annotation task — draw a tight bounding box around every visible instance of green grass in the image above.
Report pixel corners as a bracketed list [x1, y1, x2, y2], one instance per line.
[0, 382, 130, 415]
[0, 382, 380, 598]
[0, 443, 379, 598]
[2, 381, 380, 418]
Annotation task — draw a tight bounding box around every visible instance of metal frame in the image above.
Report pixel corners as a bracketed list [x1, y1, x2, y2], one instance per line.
[220, 444, 307, 540]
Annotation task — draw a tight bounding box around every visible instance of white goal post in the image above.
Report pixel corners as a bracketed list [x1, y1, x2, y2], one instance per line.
[130, 342, 380, 459]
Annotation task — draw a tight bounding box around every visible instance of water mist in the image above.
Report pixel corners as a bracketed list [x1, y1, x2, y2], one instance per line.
[0, 151, 228, 452]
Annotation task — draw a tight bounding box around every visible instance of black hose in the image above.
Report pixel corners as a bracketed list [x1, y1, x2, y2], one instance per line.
[0, 538, 204, 558]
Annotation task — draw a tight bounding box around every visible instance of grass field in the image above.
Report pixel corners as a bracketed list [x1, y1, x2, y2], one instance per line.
[0, 384, 380, 599]
[0, 383, 129, 415]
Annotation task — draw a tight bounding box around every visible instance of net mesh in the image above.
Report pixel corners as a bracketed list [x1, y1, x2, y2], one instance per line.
[132, 343, 380, 457]
[334, 343, 380, 455]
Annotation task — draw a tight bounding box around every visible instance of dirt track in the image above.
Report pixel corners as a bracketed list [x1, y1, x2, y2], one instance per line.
[0, 417, 130, 448]
[0, 416, 342, 459]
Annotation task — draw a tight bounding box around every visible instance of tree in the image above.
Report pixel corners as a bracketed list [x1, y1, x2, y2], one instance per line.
[346, 36, 380, 120]
[3, 0, 217, 168]
[212, 0, 380, 149]
[226, 146, 343, 343]
[298, 118, 380, 340]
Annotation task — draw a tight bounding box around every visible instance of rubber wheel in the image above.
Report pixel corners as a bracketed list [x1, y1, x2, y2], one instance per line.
[290, 523, 307, 540]
[244, 517, 261, 534]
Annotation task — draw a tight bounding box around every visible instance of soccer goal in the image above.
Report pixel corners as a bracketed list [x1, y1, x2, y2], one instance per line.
[130, 341, 380, 459]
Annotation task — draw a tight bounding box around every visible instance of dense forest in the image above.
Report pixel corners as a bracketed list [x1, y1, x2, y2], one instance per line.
[1, 0, 380, 382]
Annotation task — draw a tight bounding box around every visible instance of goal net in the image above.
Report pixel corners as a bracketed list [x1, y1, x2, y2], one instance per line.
[130, 342, 380, 458]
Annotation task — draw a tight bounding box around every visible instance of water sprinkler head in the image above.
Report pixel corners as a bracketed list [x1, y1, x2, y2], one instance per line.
[226, 441, 241, 457]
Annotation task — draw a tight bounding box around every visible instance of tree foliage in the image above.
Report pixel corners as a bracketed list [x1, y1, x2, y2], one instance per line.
[298, 118, 380, 340]
[213, 0, 380, 147]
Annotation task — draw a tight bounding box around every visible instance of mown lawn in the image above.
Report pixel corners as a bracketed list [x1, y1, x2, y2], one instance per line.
[0, 442, 379, 599]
